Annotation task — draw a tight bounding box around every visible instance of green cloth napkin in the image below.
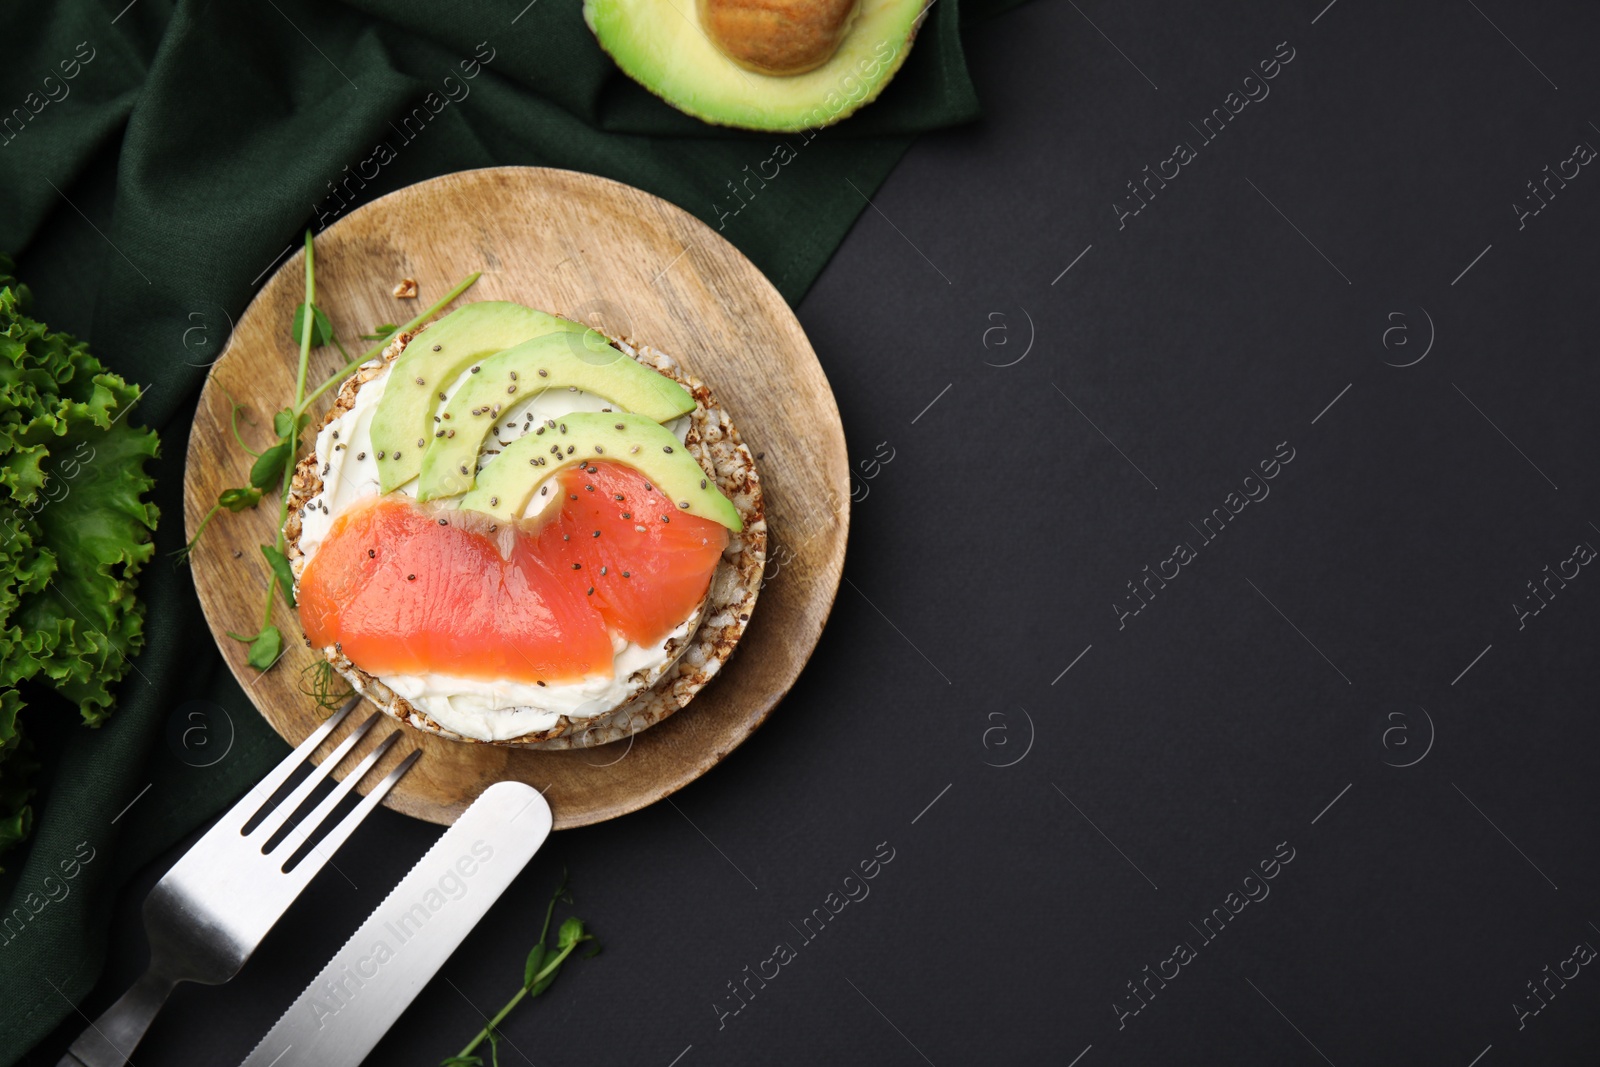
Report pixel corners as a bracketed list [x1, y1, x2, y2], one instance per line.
[0, 0, 1016, 1059]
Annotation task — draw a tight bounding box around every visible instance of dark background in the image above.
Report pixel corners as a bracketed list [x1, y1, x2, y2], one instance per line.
[26, 0, 1600, 1063]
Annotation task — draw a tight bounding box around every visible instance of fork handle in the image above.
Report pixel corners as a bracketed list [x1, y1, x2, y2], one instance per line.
[57, 969, 177, 1067]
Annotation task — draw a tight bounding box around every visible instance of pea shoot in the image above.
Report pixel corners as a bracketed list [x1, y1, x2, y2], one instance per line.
[180, 228, 481, 677]
[442, 871, 599, 1067]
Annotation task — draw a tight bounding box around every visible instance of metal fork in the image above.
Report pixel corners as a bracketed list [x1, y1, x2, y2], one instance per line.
[58, 696, 419, 1067]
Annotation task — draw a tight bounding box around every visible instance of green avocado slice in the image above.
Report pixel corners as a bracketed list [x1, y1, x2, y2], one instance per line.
[460, 412, 742, 532]
[416, 334, 696, 501]
[369, 302, 596, 493]
[583, 0, 924, 132]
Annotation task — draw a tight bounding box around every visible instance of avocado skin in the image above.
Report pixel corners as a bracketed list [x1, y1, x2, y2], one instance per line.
[583, 0, 925, 133]
[462, 412, 743, 531]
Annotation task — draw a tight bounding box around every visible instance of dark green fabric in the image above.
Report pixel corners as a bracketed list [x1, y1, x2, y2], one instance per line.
[0, 0, 1015, 1059]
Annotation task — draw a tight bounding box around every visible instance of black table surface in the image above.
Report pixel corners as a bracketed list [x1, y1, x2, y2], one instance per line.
[28, 0, 1600, 1063]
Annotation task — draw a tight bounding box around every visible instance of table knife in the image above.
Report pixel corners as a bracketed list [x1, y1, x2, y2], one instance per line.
[238, 781, 552, 1067]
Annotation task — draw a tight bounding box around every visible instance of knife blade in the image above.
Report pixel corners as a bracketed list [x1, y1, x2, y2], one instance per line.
[238, 781, 553, 1067]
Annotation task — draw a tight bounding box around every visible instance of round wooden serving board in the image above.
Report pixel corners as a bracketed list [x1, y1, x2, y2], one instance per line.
[184, 167, 849, 829]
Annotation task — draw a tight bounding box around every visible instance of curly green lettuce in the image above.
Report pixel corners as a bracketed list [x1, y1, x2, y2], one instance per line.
[0, 255, 159, 865]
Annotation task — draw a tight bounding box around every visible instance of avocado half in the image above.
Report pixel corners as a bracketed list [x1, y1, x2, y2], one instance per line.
[584, 0, 927, 132]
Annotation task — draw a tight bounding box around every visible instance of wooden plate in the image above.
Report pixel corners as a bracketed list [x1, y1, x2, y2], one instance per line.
[184, 167, 848, 829]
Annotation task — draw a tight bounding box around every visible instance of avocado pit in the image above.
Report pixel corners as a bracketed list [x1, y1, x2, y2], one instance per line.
[698, 0, 860, 75]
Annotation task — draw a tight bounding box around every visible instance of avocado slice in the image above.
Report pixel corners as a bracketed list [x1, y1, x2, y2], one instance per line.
[583, 0, 924, 132]
[461, 413, 742, 531]
[369, 302, 598, 493]
[416, 334, 696, 501]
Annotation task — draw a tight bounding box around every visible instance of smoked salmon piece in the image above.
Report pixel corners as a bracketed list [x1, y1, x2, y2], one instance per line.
[541, 462, 730, 646]
[297, 461, 727, 684]
[298, 497, 613, 683]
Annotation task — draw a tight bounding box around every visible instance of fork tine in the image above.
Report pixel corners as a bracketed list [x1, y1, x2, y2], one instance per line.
[281, 743, 420, 891]
[214, 694, 361, 837]
[249, 713, 383, 846]
[269, 727, 402, 862]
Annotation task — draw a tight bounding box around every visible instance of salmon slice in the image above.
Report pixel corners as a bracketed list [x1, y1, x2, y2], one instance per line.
[297, 461, 727, 684]
[298, 496, 613, 683]
[540, 462, 729, 646]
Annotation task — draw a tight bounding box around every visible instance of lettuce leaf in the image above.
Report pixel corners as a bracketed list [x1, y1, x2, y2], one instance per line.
[0, 254, 159, 865]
